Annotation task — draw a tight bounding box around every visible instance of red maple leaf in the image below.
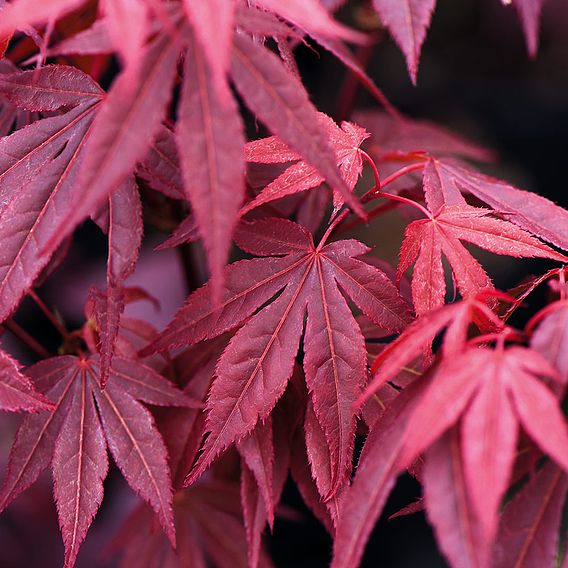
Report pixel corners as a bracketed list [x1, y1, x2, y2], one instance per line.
[0, 355, 199, 568]
[145, 217, 411, 498]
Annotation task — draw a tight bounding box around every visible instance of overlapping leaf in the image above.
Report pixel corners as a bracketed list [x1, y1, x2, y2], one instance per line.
[397, 346, 568, 566]
[397, 204, 566, 315]
[89, 176, 143, 387]
[0, 355, 198, 568]
[530, 300, 568, 386]
[113, 480, 274, 568]
[146, 218, 410, 496]
[0, 65, 103, 323]
[242, 113, 369, 215]
[331, 378, 428, 568]
[493, 461, 568, 568]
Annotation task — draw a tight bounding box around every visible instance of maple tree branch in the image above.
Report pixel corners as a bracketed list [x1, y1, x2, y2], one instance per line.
[3, 319, 50, 359]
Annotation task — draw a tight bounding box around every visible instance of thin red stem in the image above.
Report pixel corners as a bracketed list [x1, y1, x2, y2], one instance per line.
[319, 153, 429, 245]
[28, 290, 70, 340]
[3, 319, 50, 359]
[380, 162, 426, 189]
[360, 151, 380, 189]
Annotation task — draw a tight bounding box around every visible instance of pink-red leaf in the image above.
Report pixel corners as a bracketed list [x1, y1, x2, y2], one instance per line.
[57, 32, 178, 246]
[530, 302, 568, 385]
[461, 376, 518, 547]
[0, 103, 97, 322]
[331, 379, 428, 568]
[428, 160, 568, 251]
[137, 125, 186, 201]
[257, 0, 364, 43]
[177, 34, 245, 300]
[399, 204, 565, 315]
[237, 417, 275, 527]
[0, 357, 78, 512]
[303, 256, 366, 497]
[0, 65, 104, 111]
[186, 269, 309, 486]
[513, 0, 546, 57]
[183, 0, 235, 101]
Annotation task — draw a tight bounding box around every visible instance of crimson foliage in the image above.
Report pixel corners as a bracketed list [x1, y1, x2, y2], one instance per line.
[0, 1, 566, 567]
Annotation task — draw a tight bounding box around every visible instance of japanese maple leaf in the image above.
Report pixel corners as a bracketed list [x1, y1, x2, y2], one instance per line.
[418, 158, 568, 251]
[50, 15, 365, 304]
[331, 377, 429, 568]
[397, 204, 567, 316]
[145, 218, 411, 496]
[242, 113, 369, 215]
[398, 346, 568, 567]
[0, 348, 52, 413]
[0, 355, 199, 568]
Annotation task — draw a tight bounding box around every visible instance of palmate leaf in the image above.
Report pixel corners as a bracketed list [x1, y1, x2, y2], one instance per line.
[419, 159, 568, 250]
[398, 204, 567, 316]
[16, 7, 366, 315]
[145, 218, 410, 497]
[397, 346, 568, 567]
[0, 355, 198, 568]
[113, 480, 274, 568]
